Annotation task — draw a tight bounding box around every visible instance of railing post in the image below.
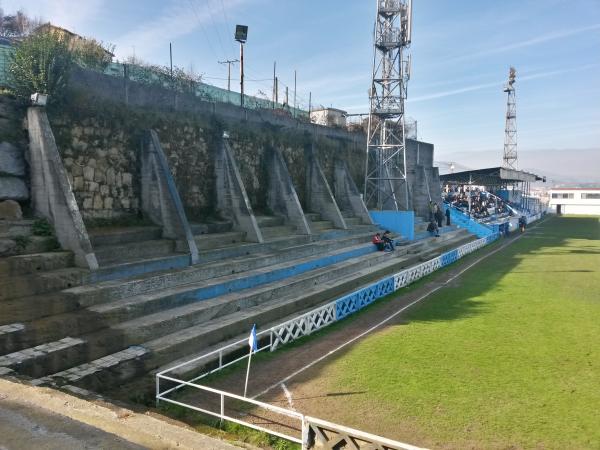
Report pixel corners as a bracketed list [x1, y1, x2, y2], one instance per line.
[155, 375, 160, 408]
[301, 415, 309, 450]
[219, 350, 222, 369]
[220, 393, 225, 422]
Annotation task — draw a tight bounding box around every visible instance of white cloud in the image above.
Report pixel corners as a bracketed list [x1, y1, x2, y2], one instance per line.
[407, 63, 600, 103]
[451, 23, 600, 63]
[112, 0, 248, 60]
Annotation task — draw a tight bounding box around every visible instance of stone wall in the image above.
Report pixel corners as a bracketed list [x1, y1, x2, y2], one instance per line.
[44, 71, 437, 223]
[49, 96, 366, 221]
[0, 95, 28, 215]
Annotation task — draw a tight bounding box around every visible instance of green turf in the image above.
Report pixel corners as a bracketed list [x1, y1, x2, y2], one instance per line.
[323, 216, 600, 449]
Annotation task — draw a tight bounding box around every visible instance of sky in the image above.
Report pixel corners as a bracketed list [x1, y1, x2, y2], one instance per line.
[2, 0, 599, 173]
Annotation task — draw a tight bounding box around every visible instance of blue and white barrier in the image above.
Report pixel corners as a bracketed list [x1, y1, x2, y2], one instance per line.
[269, 232, 499, 349]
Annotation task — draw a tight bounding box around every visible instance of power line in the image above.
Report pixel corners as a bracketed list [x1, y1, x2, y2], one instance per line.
[186, 0, 219, 60]
[204, 0, 229, 58]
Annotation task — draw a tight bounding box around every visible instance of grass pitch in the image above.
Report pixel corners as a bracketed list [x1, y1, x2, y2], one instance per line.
[262, 216, 600, 449]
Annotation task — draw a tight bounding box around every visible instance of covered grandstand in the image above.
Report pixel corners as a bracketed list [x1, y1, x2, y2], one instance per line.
[440, 166, 545, 231]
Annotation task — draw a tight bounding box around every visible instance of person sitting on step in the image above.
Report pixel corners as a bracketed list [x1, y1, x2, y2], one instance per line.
[382, 230, 395, 251]
[427, 220, 440, 237]
[372, 232, 385, 251]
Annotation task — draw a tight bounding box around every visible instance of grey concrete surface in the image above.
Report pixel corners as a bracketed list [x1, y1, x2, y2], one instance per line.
[0, 399, 147, 450]
[0, 379, 242, 450]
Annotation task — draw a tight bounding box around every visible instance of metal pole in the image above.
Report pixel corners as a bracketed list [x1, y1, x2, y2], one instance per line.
[308, 91, 312, 115]
[294, 70, 297, 117]
[169, 42, 173, 81]
[273, 61, 276, 108]
[227, 63, 231, 91]
[240, 42, 244, 107]
[275, 77, 278, 104]
[243, 351, 253, 397]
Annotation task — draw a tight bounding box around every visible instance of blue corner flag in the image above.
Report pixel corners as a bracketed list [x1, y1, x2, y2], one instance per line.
[248, 324, 257, 353]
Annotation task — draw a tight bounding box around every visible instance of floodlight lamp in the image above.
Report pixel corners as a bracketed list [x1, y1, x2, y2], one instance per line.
[235, 25, 248, 43]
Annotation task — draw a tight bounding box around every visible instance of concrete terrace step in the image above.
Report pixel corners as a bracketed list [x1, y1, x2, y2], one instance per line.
[161, 232, 475, 380]
[193, 231, 247, 251]
[309, 220, 334, 231]
[38, 231, 473, 390]
[88, 226, 162, 247]
[93, 239, 178, 266]
[254, 215, 285, 228]
[0, 336, 86, 378]
[54, 231, 475, 390]
[0, 267, 88, 302]
[260, 225, 298, 240]
[0, 252, 74, 277]
[0, 219, 34, 236]
[304, 213, 321, 222]
[4, 234, 384, 351]
[79, 232, 375, 303]
[344, 217, 363, 226]
[189, 221, 233, 235]
[0, 232, 378, 350]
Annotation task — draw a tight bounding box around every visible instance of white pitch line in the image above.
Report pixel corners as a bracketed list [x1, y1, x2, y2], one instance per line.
[252, 223, 546, 401]
[280, 383, 295, 411]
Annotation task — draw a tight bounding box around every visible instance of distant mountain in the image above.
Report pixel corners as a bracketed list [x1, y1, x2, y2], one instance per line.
[436, 148, 600, 185]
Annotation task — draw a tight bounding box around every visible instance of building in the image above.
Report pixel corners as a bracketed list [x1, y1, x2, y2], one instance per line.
[548, 188, 600, 215]
[310, 107, 347, 128]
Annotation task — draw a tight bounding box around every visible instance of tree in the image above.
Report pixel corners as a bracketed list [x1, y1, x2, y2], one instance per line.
[71, 37, 115, 71]
[7, 30, 73, 102]
[0, 9, 41, 38]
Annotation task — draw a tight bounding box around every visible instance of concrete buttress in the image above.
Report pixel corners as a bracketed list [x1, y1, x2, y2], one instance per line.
[26, 107, 98, 270]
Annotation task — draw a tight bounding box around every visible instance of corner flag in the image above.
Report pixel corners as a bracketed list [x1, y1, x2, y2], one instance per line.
[248, 323, 257, 353]
[244, 324, 257, 397]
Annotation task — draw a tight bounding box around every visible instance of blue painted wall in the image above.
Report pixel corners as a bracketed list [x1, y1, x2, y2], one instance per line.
[369, 210, 415, 240]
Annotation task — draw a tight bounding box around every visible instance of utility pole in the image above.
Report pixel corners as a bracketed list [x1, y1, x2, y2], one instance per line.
[169, 42, 173, 80]
[219, 59, 239, 91]
[309, 91, 312, 115]
[364, 0, 413, 211]
[275, 77, 278, 104]
[294, 70, 297, 117]
[272, 61, 276, 108]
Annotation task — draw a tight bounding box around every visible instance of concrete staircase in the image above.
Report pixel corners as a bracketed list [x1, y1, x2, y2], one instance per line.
[0, 216, 476, 394]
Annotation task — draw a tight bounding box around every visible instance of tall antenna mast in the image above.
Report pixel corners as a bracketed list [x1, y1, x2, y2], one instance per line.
[503, 66, 517, 169]
[363, 0, 413, 210]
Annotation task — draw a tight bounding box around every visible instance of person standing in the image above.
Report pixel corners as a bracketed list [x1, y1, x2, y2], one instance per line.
[435, 204, 444, 228]
[445, 206, 451, 226]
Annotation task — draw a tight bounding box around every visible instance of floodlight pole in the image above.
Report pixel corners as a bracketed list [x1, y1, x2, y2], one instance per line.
[239, 41, 245, 107]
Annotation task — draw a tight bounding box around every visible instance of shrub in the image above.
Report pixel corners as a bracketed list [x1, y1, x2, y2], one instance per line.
[7, 30, 73, 102]
[71, 38, 115, 71]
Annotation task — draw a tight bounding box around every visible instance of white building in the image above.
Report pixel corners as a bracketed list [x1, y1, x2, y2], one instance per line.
[310, 108, 347, 128]
[548, 188, 600, 215]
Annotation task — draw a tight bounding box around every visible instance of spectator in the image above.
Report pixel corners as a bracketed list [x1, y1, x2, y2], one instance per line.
[382, 230, 394, 251]
[445, 206, 451, 226]
[372, 232, 385, 251]
[427, 220, 440, 237]
[435, 206, 444, 228]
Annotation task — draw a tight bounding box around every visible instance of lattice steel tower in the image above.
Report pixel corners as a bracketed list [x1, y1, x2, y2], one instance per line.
[364, 0, 413, 210]
[503, 67, 518, 169]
